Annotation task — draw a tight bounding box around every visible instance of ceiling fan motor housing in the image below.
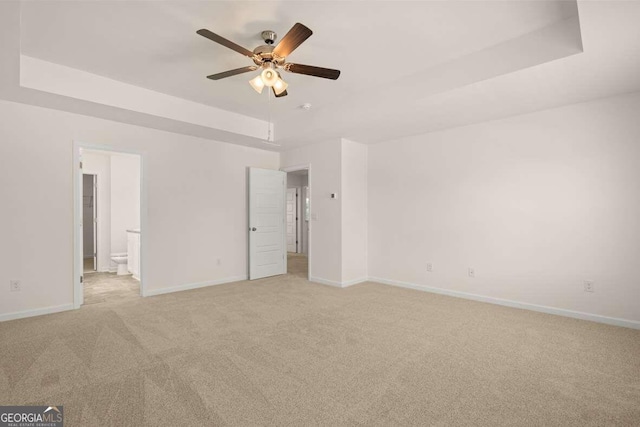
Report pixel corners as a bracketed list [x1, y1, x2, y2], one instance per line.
[252, 44, 285, 67]
[261, 30, 277, 45]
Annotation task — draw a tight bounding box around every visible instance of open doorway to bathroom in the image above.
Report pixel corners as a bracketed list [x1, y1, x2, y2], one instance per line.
[83, 173, 98, 273]
[74, 146, 143, 306]
[284, 168, 310, 280]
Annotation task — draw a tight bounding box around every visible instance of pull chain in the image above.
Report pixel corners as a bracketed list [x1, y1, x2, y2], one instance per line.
[267, 86, 272, 142]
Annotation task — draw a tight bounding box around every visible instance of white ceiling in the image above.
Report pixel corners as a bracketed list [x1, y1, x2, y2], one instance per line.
[17, 1, 640, 149]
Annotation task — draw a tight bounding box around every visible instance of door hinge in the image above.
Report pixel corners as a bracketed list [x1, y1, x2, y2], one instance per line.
[79, 161, 83, 169]
[80, 276, 83, 283]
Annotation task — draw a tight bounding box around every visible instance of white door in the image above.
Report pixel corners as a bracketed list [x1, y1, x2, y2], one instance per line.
[249, 168, 286, 280]
[286, 188, 297, 253]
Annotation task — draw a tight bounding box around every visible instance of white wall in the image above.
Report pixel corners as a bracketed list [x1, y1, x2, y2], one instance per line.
[82, 151, 111, 271]
[281, 140, 368, 285]
[0, 99, 278, 319]
[368, 92, 640, 323]
[341, 139, 368, 284]
[110, 154, 140, 256]
[281, 140, 342, 284]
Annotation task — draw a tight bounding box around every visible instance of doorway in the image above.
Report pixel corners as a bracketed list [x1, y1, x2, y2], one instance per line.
[82, 174, 97, 273]
[284, 167, 310, 280]
[74, 143, 145, 307]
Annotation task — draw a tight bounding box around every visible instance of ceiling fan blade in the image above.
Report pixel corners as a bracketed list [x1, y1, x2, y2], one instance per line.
[284, 63, 341, 80]
[197, 29, 256, 58]
[206, 66, 258, 80]
[273, 23, 312, 58]
[273, 87, 288, 98]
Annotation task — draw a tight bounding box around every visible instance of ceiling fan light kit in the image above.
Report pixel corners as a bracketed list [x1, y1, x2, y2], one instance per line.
[249, 75, 265, 94]
[197, 22, 341, 98]
[260, 68, 279, 87]
[273, 73, 288, 95]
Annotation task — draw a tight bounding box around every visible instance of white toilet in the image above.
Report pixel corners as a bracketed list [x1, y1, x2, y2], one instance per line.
[111, 255, 129, 275]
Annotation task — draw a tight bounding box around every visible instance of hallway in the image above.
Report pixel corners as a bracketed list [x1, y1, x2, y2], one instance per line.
[287, 253, 308, 279]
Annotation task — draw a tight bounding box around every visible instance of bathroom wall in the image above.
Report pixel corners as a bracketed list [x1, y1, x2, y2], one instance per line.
[110, 154, 140, 256]
[81, 151, 111, 272]
[83, 150, 141, 271]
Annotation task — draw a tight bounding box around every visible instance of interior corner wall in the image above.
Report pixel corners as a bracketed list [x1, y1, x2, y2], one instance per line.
[0, 98, 278, 319]
[341, 139, 368, 284]
[368, 91, 640, 323]
[280, 139, 343, 285]
[81, 151, 111, 272]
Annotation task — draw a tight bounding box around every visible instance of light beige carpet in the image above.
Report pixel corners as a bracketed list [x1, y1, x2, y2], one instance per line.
[1, 261, 639, 425]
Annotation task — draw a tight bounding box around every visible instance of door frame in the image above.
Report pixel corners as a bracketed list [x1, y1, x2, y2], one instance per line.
[73, 141, 147, 308]
[281, 164, 312, 280]
[82, 173, 98, 272]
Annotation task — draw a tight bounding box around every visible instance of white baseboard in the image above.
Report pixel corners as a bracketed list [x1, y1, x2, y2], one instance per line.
[309, 276, 343, 288]
[309, 276, 368, 288]
[144, 275, 247, 297]
[0, 304, 75, 322]
[369, 277, 640, 330]
[342, 277, 369, 287]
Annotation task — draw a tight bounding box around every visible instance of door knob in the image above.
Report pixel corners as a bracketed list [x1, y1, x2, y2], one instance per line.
[251, 227, 257, 231]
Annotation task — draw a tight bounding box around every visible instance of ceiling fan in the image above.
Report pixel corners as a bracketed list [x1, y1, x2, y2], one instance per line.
[197, 23, 340, 98]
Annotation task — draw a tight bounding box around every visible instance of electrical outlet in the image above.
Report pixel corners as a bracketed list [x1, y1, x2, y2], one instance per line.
[584, 281, 594, 292]
[426, 263, 433, 272]
[10, 280, 21, 292]
[468, 268, 475, 278]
